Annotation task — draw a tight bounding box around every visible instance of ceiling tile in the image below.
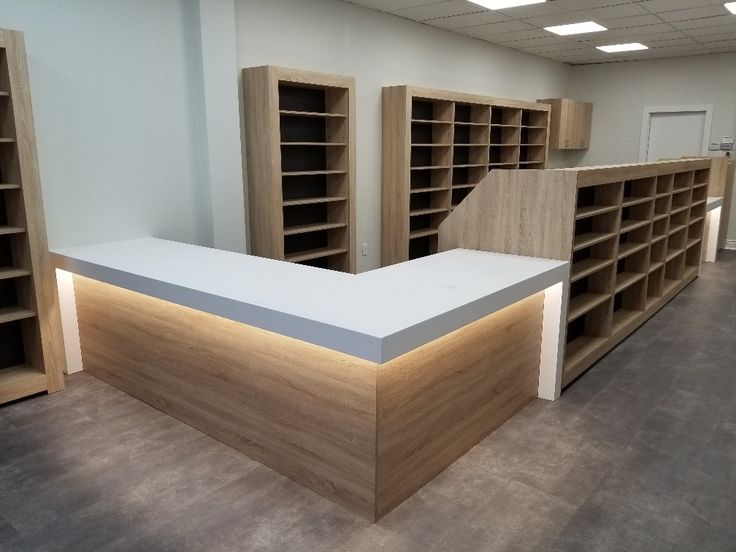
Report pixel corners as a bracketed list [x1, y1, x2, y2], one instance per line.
[426, 10, 511, 29]
[461, 19, 537, 38]
[656, 5, 732, 22]
[670, 15, 736, 30]
[639, 0, 726, 13]
[390, 0, 484, 21]
[345, 0, 437, 11]
[523, 3, 650, 28]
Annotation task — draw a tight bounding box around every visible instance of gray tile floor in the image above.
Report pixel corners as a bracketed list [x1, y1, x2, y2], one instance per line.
[2, 253, 736, 552]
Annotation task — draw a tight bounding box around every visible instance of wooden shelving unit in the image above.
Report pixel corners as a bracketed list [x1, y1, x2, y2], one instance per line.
[537, 98, 593, 150]
[436, 158, 714, 388]
[382, 85, 551, 266]
[0, 29, 65, 405]
[243, 66, 355, 272]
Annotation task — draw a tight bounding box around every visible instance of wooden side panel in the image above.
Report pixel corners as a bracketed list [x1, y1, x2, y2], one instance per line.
[1, 29, 66, 392]
[375, 293, 545, 518]
[437, 170, 577, 260]
[538, 98, 592, 150]
[74, 276, 378, 518]
[719, 159, 735, 250]
[381, 86, 411, 266]
[243, 66, 283, 259]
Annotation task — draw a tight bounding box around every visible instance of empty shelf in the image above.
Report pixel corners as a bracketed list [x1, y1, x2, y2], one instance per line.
[663, 279, 680, 295]
[285, 247, 347, 263]
[693, 182, 709, 189]
[620, 219, 650, 233]
[573, 232, 616, 251]
[565, 335, 607, 372]
[283, 222, 347, 236]
[410, 207, 448, 217]
[622, 196, 653, 207]
[612, 309, 641, 334]
[689, 216, 704, 225]
[571, 258, 614, 283]
[282, 196, 347, 207]
[0, 226, 25, 236]
[568, 292, 610, 322]
[410, 187, 450, 194]
[672, 186, 691, 194]
[410, 165, 451, 171]
[690, 199, 706, 208]
[617, 241, 648, 259]
[0, 365, 47, 405]
[575, 204, 619, 220]
[656, 192, 671, 199]
[653, 213, 669, 222]
[683, 266, 698, 279]
[666, 248, 684, 262]
[409, 228, 439, 239]
[281, 142, 347, 146]
[0, 267, 31, 280]
[279, 110, 346, 118]
[282, 170, 347, 177]
[0, 138, 15, 143]
[686, 238, 701, 249]
[411, 118, 452, 124]
[651, 234, 667, 244]
[452, 164, 487, 169]
[0, 306, 37, 324]
[615, 272, 646, 294]
[670, 205, 689, 215]
[0, 183, 20, 190]
[668, 223, 687, 235]
[412, 143, 453, 147]
[648, 261, 664, 273]
[453, 122, 489, 126]
[452, 184, 476, 190]
[0, 91, 9, 97]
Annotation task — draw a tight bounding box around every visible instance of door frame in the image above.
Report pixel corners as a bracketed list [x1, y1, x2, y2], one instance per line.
[639, 104, 713, 162]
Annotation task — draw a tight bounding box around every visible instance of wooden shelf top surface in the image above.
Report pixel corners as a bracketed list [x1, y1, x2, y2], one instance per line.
[0, 267, 31, 280]
[615, 272, 646, 294]
[0, 226, 26, 236]
[573, 231, 616, 251]
[283, 222, 347, 236]
[0, 306, 37, 324]
[571, 258, 614, 283]
[279, 110, 346, 118]
[0, 365, 47, 405]
[568, 292, 610, 322]
[282, 196, 347, 207]
[285, 247, 347, 264]
[575, 204, 619, 220]
[0, 183, 20, 190]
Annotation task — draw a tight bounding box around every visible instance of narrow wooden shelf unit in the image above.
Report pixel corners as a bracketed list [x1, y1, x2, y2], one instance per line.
[382, 85, 551, 265]
[0, 28, 66, 405]
[243, 66, 356, 272]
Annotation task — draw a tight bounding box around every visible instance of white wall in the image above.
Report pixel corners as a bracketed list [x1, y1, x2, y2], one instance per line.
[234, 0, 571, 271]
[568, 53, 736, 241]
[0, 0, 211, 249]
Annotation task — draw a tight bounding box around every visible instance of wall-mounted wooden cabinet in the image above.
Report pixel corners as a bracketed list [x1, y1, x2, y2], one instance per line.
[382, 85, 551, 266]
[243, 66, 356, 273]
[0, 29, 65, 404]
[538, 98, 593, 150]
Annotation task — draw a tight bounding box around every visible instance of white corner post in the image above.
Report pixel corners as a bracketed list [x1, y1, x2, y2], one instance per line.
[55, 269, 84, 374]
[538, 280, 568, 401]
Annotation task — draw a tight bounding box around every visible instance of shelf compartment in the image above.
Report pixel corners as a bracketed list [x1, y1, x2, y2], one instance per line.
[672, 171, 694, 193]
[622, 196, 653, 208]
[617, 240, 649, 260]
[0, 306, 36, 324]
[411, 120, 453, 144]
[623, 177, 656, 201]
[278, 111, 346, 119]
[575, 182, 622, 222]
[571, 258, 614, 283]
[412, 99, 453, 124]
[410, 207, 449, 217]
[612, 308, 641, 335]
[284, 247, 347, 264]
[282, 196, 346, 207]
[0, 365, 47, 404]
[0, 226, 25, 236]
[409, 228, 439, 239]
[410, 186, 451, 194]
[668, 223, 687, 235]
[656, 174, 674, 195]
[648, 261, 664, 274]
[565, 295, 612, 377]
[619, 219, 650, 234]
[282, 222, 347, 236]
[647, 263, 665, 300]
[565, 335, 608, 377]
[666, 248, 684, 262]
[615, 272, 646, 294]
[612, 275, 647, 333]
[670, 204, 689, 216]
[0, 184, 19, 190]
[568, 292, 610, 323]
[689, 216, 704, 225]
[412, 144, 452, 168]
[686, 237, 701, 249]
[0, 267, 30, 280]
[574, 232, 616, 251]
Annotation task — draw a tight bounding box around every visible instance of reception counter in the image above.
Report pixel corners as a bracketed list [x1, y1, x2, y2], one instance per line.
[53, 238, 569, 520]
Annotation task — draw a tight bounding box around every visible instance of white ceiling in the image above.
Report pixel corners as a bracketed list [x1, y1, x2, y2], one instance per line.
[343, 0, 736, 65]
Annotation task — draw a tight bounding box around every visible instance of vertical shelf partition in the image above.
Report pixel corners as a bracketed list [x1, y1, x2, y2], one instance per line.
[383, 85, 550, 266]
[0, 29, 65, 404]
[436, 158, 714, 389]
[244, 66, 356, 272]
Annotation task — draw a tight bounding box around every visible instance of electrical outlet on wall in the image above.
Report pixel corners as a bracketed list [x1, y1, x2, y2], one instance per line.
[361, 243, 368, 257]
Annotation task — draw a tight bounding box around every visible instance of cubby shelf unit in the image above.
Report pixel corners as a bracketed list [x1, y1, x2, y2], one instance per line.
[382, 85, 551, 266]
[243, 66, 356, 272]
[0, 29, 65, 405]
[436, 158, 714, 389]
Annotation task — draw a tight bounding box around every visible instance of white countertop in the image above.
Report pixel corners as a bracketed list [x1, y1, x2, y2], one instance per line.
[52, 238, 569, 363]
[707, 196, 723, 211]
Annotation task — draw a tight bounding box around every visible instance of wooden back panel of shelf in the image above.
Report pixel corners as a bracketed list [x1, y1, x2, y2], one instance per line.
[438, 158, 714, 388]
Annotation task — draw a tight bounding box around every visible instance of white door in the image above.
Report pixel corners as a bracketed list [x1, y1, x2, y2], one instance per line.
[639, 105, 712, 162]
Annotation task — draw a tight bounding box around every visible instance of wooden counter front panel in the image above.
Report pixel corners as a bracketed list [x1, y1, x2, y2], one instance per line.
[73, 276, 378, 518]
[375, 292, 544, 518]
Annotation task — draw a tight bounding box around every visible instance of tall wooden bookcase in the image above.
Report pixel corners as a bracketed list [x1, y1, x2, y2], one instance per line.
[243, 66, 356, 273]
[437, 158, 713, 387]
[0, 29, 65, 404]
[382, 85, 551, 266]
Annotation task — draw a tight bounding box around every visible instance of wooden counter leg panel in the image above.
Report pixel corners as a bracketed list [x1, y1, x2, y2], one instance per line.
[73, 275, 378, 518]
[375, 292, 544, 518]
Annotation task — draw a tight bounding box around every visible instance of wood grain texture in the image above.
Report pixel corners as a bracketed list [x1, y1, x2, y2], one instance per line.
[381, 86, 411, 266]
[538, 98, 593, 150]
[709, 156, 734, 250]
[437, 170, 578, 260]
[0, 28, 66, 398]
[375, 292, 544, 518]
[574, 158, 712, 187]
[74, 275, 378, 518]
[0, 364, 47, 404]
[406, 86, 552, 111]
